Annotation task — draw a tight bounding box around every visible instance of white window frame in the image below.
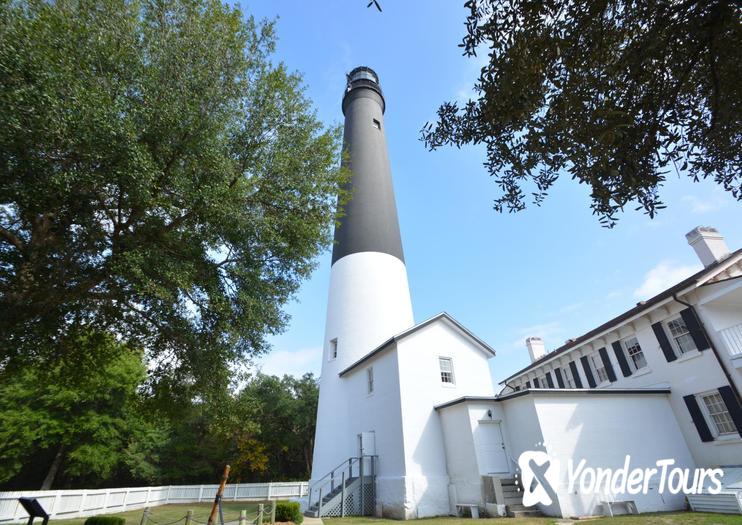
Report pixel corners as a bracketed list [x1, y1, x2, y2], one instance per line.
[666, 316, 698, 355]
[439, 356, 455, 385]
[329, 338, 338, 361]
[537, 375, 547, 389]
[698, 391, 736, 437]
[622, 336, 647, 372]
[366, 367, 374, 395]
[589, 353, 608, 384]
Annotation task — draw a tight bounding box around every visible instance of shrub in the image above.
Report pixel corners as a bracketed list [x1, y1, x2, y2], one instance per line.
[274, 500, 302, 524]
[84, 517, 125, 525]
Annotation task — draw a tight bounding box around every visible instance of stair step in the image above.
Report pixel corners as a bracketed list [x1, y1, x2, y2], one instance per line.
[503, 497, 523, 506]
[508, 509, 544, 518]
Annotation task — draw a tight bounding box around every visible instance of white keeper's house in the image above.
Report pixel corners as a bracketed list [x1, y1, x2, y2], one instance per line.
[305, 66, 742, 520]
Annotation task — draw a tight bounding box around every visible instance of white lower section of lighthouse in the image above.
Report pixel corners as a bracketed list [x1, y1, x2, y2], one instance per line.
[310, 251, 499, 518]
[311, 251, 414, 483]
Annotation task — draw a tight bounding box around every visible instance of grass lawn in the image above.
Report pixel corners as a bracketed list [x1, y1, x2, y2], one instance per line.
[50, 502, 266, 525]
[325, 511, 742, 525]
[48, 506, 742, 525]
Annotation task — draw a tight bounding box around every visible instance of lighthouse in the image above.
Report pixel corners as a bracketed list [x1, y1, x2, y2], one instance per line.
[307, 67, 496, 520]
[310, 66, 414, 482]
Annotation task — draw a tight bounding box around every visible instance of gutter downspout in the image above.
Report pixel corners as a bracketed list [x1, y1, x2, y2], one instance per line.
[673, 293, 741, 404]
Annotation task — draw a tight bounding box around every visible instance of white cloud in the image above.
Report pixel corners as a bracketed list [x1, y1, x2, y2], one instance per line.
[509, 321, 565, 351]
[257, 346, 322, 378]
[633, 260, 701, 300]
[681, 193, 729, 214]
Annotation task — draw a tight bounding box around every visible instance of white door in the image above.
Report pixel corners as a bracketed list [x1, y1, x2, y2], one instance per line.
[474, 421, 509, 474]
[358, 431, 376, 456]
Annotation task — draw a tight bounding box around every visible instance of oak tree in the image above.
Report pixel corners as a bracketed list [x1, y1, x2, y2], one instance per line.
[421, 0, 741, 225]
[0, 0, 345, 388]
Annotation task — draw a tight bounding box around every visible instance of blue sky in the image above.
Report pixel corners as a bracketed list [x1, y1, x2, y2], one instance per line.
[245, 1, 742, 384]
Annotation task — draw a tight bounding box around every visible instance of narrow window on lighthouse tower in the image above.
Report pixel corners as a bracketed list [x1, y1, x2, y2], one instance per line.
[367, 367, 374, 394]
[372, 118, 381, 130]
[329, 338, 338, 361]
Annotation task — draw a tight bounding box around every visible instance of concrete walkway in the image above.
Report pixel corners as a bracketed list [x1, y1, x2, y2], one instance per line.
[302, 517, 324, 525]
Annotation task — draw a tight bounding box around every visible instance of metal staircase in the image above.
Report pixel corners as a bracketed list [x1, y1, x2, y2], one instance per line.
[305, 456, 377, 518]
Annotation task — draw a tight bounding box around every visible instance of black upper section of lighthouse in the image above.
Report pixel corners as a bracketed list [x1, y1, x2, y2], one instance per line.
[331, 67, 405, 266]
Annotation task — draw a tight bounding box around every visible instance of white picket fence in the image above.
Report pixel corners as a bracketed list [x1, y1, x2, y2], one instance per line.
[0, 482, 309, 524]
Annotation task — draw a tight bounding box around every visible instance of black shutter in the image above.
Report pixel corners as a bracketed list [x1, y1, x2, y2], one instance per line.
[718, 386, 742, 437]
[652, 321, 677, 362]
[580, 356, 597, 388]
[569, 361, 583, 388]
[683, 394, 714, 442]
[680, 308, 711, 351]
[533, 377, 541, 388]
[554, 367, 565, 388]
[525, 380, 531, 389]
[598, 347, 617, 382]
[545, 372, 555, 388]
[612, 341, 632, 377]
[514, 385, 521, 391]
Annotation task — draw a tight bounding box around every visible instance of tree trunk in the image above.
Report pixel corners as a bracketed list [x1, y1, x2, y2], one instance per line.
[41, 445, 64, 490]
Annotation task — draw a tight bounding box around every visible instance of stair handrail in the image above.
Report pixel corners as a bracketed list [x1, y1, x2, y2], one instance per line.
[307, 455, 379, 510]
[308, 456, 359, 508]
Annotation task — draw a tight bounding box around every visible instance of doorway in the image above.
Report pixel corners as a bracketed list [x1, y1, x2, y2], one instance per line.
[474, 421, 509, 474]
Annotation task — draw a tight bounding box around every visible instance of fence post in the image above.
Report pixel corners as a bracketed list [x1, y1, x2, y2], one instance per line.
[101, 489, 110, 514]
[234, 484, 239, 502]
[318, 488, 323, 518]
[267, 483, 272, 501]
[140, 507, 150, 525]
[198, 486, 204, 503]
[257, 504, 264, 525]
[52, 490, 63, 519]
[341, 472, 346, 517]
[270, 502, 275, 524]
[238, 510, 246, 525]
[186, 510, 193, 525]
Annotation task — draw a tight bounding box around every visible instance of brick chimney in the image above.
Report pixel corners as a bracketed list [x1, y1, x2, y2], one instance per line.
[686, 226, 730, 268]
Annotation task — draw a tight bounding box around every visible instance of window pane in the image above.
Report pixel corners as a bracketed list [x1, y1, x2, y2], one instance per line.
[667, 318, 697, 354]
[624, 337, 647, 370]
[702, 393, 736, 435]
[590, 354, 608, 383]
[439, 357, 454, 383]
